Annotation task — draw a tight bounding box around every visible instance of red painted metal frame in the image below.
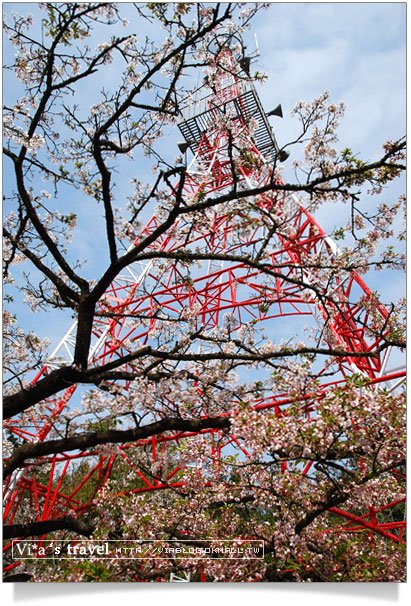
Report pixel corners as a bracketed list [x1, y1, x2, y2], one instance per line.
[3, 49, 405, 577]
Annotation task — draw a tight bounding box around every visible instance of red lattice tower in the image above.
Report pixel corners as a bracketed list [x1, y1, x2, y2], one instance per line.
[4, 48, 405, 577]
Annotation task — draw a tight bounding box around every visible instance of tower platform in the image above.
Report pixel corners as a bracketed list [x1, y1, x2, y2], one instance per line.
[178, 80, 280, 162]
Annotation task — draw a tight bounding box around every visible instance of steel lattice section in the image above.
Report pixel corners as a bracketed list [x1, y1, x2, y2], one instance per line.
[3, 48, 405, 577]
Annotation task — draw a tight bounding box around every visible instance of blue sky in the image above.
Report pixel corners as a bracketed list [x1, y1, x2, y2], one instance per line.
[3, 2, 406, 362]
[254, 3, 405, 151]
[251, 2, 406, 310]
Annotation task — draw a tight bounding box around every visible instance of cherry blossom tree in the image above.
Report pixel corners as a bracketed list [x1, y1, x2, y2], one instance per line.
[3, 2, 405, 582]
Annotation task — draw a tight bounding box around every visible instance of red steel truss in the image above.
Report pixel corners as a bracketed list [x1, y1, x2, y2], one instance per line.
[3, 49, 405, 577]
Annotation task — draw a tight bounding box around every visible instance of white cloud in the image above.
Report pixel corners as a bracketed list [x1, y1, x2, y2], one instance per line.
[253, 2, 405, 157]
